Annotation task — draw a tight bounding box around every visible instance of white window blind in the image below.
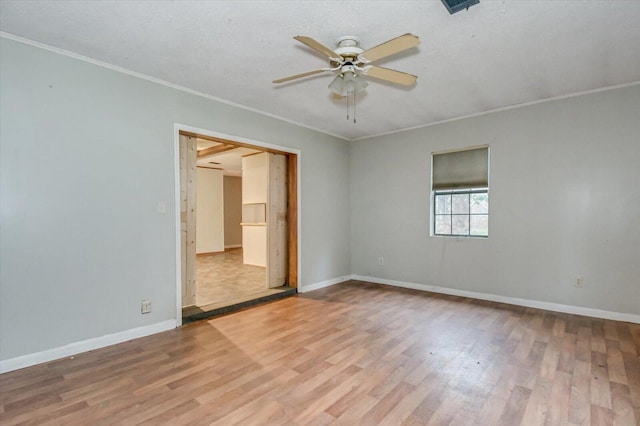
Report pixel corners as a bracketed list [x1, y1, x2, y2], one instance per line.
[432, 146, 489, 190]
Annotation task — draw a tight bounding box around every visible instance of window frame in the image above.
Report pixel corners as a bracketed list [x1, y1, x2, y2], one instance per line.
[432, 188, 489, 238]
[430, 145, 490, 239]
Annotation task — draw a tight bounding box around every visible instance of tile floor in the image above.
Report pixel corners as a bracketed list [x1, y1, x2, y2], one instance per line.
[194, 248, 267, 307]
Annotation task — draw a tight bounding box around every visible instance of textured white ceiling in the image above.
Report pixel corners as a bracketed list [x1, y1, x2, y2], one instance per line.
[1, 1, 639, 140]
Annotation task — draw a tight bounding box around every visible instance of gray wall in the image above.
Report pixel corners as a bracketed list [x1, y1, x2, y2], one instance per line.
[351, 84, 640, 316]
[0, 38, 351, 361]
[223, 176, 242, 248]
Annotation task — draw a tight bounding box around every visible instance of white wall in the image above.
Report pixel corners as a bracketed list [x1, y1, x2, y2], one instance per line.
[351, 84, 640, 317]
[242, 153, 268, 204]
[196, 167, 224, 254]
[0, 37, 351, 364]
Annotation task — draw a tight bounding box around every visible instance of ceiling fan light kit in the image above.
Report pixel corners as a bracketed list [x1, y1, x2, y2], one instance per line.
[328, 65, 368, 96]
[274, 33, 420, 124]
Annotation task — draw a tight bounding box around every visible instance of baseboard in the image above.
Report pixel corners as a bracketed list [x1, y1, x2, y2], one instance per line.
[298, 275, 354, 293]
[351, 275, 640, 324]
[0, 320, 177, 374]
[6, 277, 634, 374]
[196, 250, 225, 255]
[225, 244, 242, 249]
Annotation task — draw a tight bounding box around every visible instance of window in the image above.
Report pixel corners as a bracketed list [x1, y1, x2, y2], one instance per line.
[434, 190, 488, 236]
[431, 146, 489, 237]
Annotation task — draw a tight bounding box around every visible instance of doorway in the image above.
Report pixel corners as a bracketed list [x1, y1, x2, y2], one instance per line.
[175, 128, 299, 322]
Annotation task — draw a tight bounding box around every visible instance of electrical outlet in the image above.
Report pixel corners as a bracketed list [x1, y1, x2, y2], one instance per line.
[141, 299, 152, 314]
[378, 257, 384, 265]
[574, 277, 583, 288]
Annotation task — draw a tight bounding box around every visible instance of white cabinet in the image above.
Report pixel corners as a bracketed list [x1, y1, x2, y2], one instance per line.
[241, 225, 267, 267]
[241, 153, 268, 267]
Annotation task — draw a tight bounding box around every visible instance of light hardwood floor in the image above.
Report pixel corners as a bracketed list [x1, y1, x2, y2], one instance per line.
[1, 281, 639, 425]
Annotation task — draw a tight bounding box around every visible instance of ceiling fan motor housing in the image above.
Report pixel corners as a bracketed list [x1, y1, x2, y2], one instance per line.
[334, 36, 364, 60]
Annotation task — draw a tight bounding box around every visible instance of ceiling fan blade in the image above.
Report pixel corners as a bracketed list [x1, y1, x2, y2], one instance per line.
[273, 69, 328, 84]
[363, 65, 418, 86]
[294, 36, 340, 60]
[359, 33, 420, 63]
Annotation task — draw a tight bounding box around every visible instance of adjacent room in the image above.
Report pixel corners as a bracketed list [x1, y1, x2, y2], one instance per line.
[1, 1, 639, 424]
[182, 136, 295, 321]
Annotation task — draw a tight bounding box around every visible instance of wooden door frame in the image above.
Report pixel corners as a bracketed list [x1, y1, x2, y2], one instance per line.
[173, 124, 301, 325]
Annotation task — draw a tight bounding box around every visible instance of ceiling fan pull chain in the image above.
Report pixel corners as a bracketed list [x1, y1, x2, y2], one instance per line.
[353, 91, 357, 124]
[346, 91, 350, 121]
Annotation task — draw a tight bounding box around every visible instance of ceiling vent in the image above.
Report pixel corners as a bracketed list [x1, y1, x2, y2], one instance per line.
[441, 0, 479, 14]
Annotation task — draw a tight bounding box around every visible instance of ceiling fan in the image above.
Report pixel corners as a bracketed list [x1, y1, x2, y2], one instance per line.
[273, 33, 420, 97]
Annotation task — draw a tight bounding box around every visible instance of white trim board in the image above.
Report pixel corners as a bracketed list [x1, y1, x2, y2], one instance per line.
[224, 244, 242, 249]
[4, 274, 635, 373]
[0, 32, 347, 142]
[352, 80, 640, 141]
[298, 275, 353, 293]
[351, 275, 640, 324]
[5, 32, 637, 143]
[0, 320, 177, 374]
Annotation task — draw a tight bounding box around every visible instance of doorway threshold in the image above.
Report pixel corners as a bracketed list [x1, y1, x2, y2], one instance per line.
[182, 286, 297, 323]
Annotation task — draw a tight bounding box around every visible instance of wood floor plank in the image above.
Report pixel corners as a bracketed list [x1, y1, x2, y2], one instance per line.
[622, 352, 640, 387]
[323, 363, 395, 419]
[426, 389, 468, 425]
[540, 335, 562, 380]
[137, 398, 200, 425]
[231, 400, 290, 425]
[549, 371, 572, 425]
[618, 324, 638, 355]
[591, 350, 613, 409]
[609, 381, 637, 425]
[558, 331, 578, 375]
[497, 385, 532, 425]
[591, 404, 614, 425]
[334, 394, 379, 424]
[628, 383, 640, 411]
[377, 383, 432, 424]
[360, 381, 416, 424]
[569, 359, 592, 424]
[520, 376, 552, 425]
[608, 340, 630, 386]
[1, 280, 639, 425]
[292, 365, 364, 423]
